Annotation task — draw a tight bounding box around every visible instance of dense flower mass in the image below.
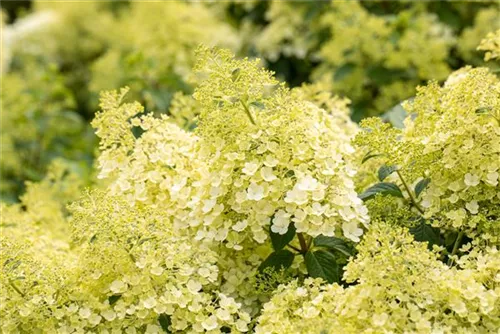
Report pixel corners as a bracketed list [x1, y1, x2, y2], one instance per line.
[354, 67, 500, 243]
[190, 47, 369, 245]
[1, 1, 500, 333]
[92, 47, 368, 250]
[255, 223, 500, 334]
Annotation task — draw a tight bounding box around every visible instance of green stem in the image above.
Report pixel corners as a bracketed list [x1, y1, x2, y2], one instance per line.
[396, 170, 425, 215]
[9, 280, 25, 297]
[287, 244, 302, 253]
[306, 235, 313, 249]
[447, 231, 464, 266]
[297, 233, 308, 254]
[240, 100, 256, 125]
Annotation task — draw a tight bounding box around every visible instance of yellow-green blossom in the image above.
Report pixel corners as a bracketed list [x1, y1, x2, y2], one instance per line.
[354, 67, 500, 242]
[478, 29, 500, 61]
[255, 223, 500, 333]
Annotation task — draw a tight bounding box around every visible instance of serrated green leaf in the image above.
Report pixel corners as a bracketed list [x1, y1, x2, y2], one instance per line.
[409, 221, 442, 250]
[305, 250, 339, 283]
[270, 222, 296, 251]
[414, 178, 430, 198]
[378, 165, 398, 181]
[258, 249, 294, 272]
[359, 182, 404, 201]
[313, 235, 352, 257]
[158, 313, 171, 333]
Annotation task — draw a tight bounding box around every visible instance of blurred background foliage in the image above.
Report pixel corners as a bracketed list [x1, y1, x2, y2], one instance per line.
[1, 0, 499, 202]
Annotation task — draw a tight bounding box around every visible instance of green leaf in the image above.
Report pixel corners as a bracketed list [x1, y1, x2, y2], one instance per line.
[258, 249, 294, 272]
[382, 100, 411, 129]
[270, 222, 296, 251]
[445, 231, 459, 248]
[333, 63, 355, 81]
[108, 294, 121, 305]
[378, 165, 398, 181]
[475, 107, 491, 114]
[249, 101, 265, 109]
[231, 68, 241, 82]
[359, 182, 404, 201]
[409, 220, 442, 250]
[414, 178, 430, 198]
[158, 314, 171, 333]
[367, 66, 408, 85]
[361, 152, 384, 164]
[305, 250, 339, 283]
[313, 235, 352, 257]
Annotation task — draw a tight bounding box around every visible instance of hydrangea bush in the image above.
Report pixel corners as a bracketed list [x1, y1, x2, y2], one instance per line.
[1, 2, 500, 333]
[2, 0, 498, 200]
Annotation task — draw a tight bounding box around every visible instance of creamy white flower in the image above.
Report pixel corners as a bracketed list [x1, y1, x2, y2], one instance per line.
[448, 194, 459, 204]
[78, 307, 91, 319]
[187, 279, 202, 294]
[485, 172, 499, 186]
[197, 267, 211, 277]
[297, 175, 319, 191]
[263, 155, 279, 167]
[260, 166, 277, 182]
[247, 182, 265, 201]
[202, 199, 217, 213]
[150, 266, 164, 276]
[242, 161, 260, 175]
[101, 309, 117, 321]
[215, 308, 231, 321]
[143, 296, 157, 309]
[201, 315, 218, 331]
[465, 200, 479, 214]
[310, 202, 326, 216]
[464, 173, 480, 187]
[271, 210, 291, 235]
[109, 280, 127, 294]
[232, 220, 248, 232]
[372, 313, 388, 327]
[284, 187, 309, 205]
[236, 319, 249, 332]
[342, 221, 363, 242]
[253, 229, 268, 243]
[447, 181, 462, 192]
[88, 314, 102, 326]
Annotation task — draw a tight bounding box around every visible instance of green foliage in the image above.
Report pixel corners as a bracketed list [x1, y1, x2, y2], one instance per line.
[313, 236, 353, 257]
[359, 182, 404, 201]
[258, 250, 295, 272]
[269, 222, 296, 251]
[304, 250, 340, 284]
